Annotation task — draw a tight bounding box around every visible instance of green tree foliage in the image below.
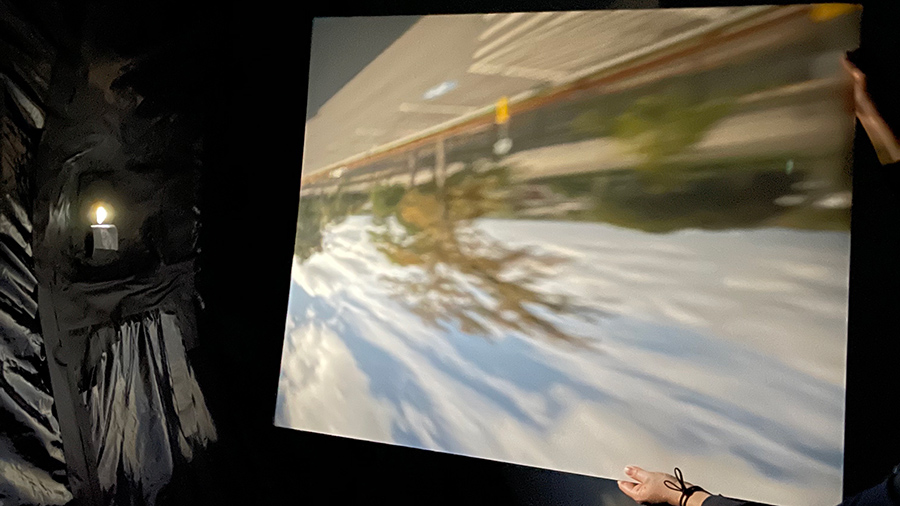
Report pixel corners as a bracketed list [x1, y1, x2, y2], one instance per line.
[368, 162, 603, 347]
[570, 108, 610, 139]
[294, 187, 369, 262]
[294, 198, 325, 262]
[370, 184, 406, 224]
[613, 91, 734, 169]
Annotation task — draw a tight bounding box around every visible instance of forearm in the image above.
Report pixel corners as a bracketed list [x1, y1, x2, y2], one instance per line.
[858, 113, 900, 165]
[684, 489, 771, 506]
[688, 491, 712, 506]
[661, 486, 712, 506]
[856, 84, 900, 165]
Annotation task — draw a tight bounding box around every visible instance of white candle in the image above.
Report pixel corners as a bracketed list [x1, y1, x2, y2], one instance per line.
[91, 205, 118, 252]
[91, 224, 118, 251]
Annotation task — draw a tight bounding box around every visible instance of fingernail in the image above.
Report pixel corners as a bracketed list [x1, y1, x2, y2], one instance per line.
[624, 466, 634, 475]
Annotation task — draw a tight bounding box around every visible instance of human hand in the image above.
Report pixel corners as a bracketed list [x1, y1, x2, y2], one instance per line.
[842, 55, 876, 120]
[617, 466, 710, 506]
[841, 53, 900, 164]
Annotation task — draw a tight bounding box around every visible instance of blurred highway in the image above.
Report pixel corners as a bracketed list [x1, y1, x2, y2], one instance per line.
[300, 5, 858, 198]
[303, 7, 773, 175]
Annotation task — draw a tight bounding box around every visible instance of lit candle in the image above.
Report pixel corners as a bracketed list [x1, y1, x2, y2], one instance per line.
[90, 205, 118, 252]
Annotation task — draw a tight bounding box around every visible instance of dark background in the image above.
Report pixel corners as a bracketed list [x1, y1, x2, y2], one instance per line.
[186, 0, 900, 505]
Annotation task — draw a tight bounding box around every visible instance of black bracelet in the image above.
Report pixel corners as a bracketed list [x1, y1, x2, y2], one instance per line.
[665, 467, 707, 506]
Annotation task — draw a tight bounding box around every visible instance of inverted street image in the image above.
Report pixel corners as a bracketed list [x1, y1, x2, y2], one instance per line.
[276, 6, 859, 506]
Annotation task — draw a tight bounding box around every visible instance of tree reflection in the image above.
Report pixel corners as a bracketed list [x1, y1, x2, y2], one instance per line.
[293, 199, 325, 262]
[368, 163, 602, 347]
[613, 91, 733, 171]
[294, 184, 368, 262]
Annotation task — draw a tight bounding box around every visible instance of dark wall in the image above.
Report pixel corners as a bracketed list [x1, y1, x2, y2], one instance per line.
[4, 0, 895, 504]
[194, 1, 899, 505]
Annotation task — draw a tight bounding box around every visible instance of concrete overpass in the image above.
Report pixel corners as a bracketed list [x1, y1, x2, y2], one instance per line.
[299, 4, 858, 196]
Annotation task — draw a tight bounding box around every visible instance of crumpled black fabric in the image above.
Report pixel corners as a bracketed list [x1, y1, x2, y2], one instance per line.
[54, 261, 199, 347]
[39, 260, 216, 506]
[31, 105, 212, 504]
[79, 308, 216, 506]
[0, 72, 72, 505]
[29, 16, 216, 504]
[0, 1, 56, 111]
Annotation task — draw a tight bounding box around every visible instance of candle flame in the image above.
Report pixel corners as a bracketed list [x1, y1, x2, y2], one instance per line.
[96, 206, 108, 225]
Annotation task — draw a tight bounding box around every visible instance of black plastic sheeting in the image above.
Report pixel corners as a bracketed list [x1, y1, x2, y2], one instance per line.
[33, 88, 216, 506]
[24, 4, 220, 502]
[37, 263, 217, 506]
[79, 308, 216, 506]
[0, 73, 72, 504]
[0, 1, 57, 112]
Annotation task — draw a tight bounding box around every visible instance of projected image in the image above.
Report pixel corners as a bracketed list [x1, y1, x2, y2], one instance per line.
[277, 6, 858, 506]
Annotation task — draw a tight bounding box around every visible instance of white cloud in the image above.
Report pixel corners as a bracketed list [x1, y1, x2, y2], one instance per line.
[277, 216, 849, 506]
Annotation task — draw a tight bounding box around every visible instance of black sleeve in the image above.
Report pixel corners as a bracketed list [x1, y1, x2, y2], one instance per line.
[839, 477, 900, 506]
[701, 470, 900, 506]
[702, 495, 757, 506]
